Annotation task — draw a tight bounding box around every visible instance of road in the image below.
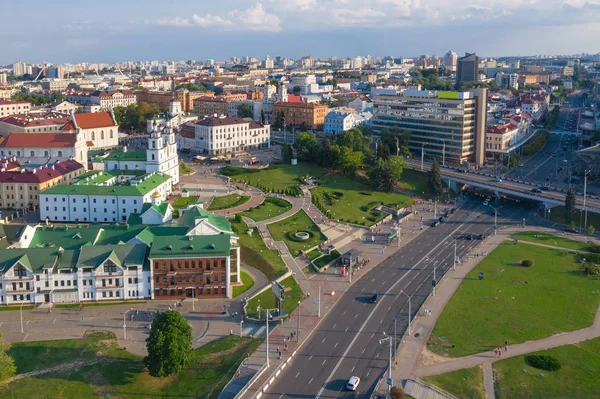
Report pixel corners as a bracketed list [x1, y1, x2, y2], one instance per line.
[262, 199, 530, 399]
[407, 159, 600, 211]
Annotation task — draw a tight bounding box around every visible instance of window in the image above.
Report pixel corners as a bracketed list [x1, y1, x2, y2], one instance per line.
[104, 261, 117, 273]
[60, 281, 64, 286]
[58, 151, 62, 157]
[30, 151, 34, 157]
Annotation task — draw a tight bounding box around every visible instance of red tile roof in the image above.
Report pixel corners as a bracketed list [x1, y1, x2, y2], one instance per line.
[72, 112, 117, 129]
[0, 113, 70, 128]
[286, 94, 302, 103]
[179, 124, 195, 139]
[0, 160, 84, 184]
[0, 100, 29, 106]
[0, 133, 78, 148]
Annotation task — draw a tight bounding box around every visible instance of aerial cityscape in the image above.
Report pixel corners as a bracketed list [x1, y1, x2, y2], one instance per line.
[1, 1, 600, 399]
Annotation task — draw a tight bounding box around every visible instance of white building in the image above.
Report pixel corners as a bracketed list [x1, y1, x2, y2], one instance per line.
[496, 72, 519, 89]
[348, 97, 373, 113]
[0, 132, 88, 164]
[60, 111, 119, 149]
[324, 110, 373, 135]
[443, 51, 457, 72]
[91, 90, 137, 110]
[190, 116, 270, 155]
[0, 100, 31, 118]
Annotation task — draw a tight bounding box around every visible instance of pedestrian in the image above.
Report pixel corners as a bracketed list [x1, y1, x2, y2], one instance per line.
[498, 348, 502, 357]
[278, 351, 282, 360]
[505, 340, 508, 352]
[494, 348, 498, 356]
[283, 338, 287, 346]
[81, 314, 84, 321]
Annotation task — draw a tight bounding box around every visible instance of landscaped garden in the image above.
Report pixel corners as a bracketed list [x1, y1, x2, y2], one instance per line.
[221, 164, 326, 193]
[172, 194, 199, 218]
[311, 173, 414, 226]
[207, 194, 250, 211]
[547, 205, 600, 229]
[232, 271, 255, 298]
[397, 168, 450, 200]
[241, 197, 292, 222]
[267, 210, 327, 257]
[179, 161, 194, 175]
[494, 337, 600, 399]
[422, 366, 485, 399]
[313, 250, 341, 269]
[510, 231, 597, 252]
[0, 331, 261, 399]
[245, 275, 304, 319]
[230, 219, 287, 280]
[427, 242, 600, 358]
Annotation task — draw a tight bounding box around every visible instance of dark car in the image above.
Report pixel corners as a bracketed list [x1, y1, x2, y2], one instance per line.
[532, 188, 543, 193]
[438, 216, 445, 223]
[370, 294, 378, 303]
[450, 208, 456, 214]
[432, 220, 440, 227]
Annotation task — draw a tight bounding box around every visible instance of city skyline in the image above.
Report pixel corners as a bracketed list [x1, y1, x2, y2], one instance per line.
[3, 0, 600, 64]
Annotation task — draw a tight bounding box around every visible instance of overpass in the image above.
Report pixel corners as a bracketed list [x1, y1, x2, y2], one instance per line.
[406, 159, 600, 213]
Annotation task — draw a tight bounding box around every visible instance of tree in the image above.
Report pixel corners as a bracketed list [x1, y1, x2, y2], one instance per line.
[293, 132, 318, 162]
[237, 103, 252, 118]
[336, 128, 372, 158]
[376, 139, 390, 160]
[145, 311, 193, 377]
[113, 102, 160, 133]
[388, 156, 407, 180]
[0, 333, 15, 384]
[565, 187, 577, 225]
[588, 225, 596, 236]
[428, 159, 444, 196]
[334, 146, 363, 177]
[292, 86, 301, 95]
[272, 111, 285, 130]
[390, 386, 406, 399]
[369, 159, 395, 192]
[568, 220, 577, 232]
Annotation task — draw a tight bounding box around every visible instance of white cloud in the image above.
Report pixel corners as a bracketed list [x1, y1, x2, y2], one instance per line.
[158, 2, 280, 32]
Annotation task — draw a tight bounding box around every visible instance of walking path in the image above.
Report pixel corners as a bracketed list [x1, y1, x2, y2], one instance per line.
[213, 185, 265, 217]
[482, 362, 494, 399]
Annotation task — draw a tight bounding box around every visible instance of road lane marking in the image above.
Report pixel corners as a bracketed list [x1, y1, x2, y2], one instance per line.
[22, 334, 28, 342]
[361, 288, 364, 292]
[388, 306, 391, 311]
[322, 338, 326, 343]
[362, 349, 366, 354]
[380, 319, 384, 324]
[279, 394, 285, 399]
[309, 355, 313, 360]
[295, 372, 300, 378]
[376, 351, 380, 358]
[332, 324, 336, 329]
[351, 366, 355, 372]
[345, 327, 349, 332]
[315, 212, 481, 399]
[322, 359, 327, 365]
[309, 378, 314, 385]
[342, 311, 346, 315]
[367, 370, 371, 377]
[334, 342, 338, 348]
[355, 314, 358, 318]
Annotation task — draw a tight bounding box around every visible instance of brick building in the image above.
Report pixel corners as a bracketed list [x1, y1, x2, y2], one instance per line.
[272, 101, 329, 131]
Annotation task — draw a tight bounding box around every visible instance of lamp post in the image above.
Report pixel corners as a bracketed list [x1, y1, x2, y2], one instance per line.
[433, 261, 437, 297]
[392, 318, 397, 361]
[439, 139, 446, 166]
[379, 332, 393, 396]
[583, 170, 591, 232]
[297, 301, 301, 342]
[318, 285, 321, 318]
[399, 290, 413, 336]
[20, 301, 25, 334]
[240, 320, 244, 337]
[265, 307, 279, 368]
[453, 241, 457, 270]
[421, 143, 426, 171]
[123, 307, 134, 340]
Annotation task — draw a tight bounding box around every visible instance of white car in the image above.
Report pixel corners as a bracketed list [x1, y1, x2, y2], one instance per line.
[495, 177, 502, 182]
[483, 200, 489, 206]
[346, 376, 360, 391]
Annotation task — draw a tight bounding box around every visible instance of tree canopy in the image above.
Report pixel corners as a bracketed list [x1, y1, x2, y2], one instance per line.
[176, 82, 208, 92]
[565, 187, 576, 225]
[13, 91, 64, 106]
[144, 310, 193, 377]
[237, 103, 252, 118]
[113, 102, 161, 133]
[428, 158, 444, 196]
[0, 333, 15, 384]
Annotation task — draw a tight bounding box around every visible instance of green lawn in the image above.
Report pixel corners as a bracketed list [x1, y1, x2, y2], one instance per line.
[510, 231, 596, 251]
[1, 331, 261, 399]
[207, 194, 250, 211]
[547, 205, 600, 229]
[307, 248, 322, 261]
[494, 337, 600, 399]
[0, 305, 34, 312]
[428, 242, 600, 358]
[313, 250, 341, 269]
[231, 219, 287, 280]
[221, 163, 327, 192]
[311, 173, 414, 226]
[423, 366, 485, 399]
[398, 168, 452, 200]
[172, 195, 200, 218]
[267, 210, 327, 257]
[241, 197, 292, 222]
[179, 161, 194, 175]
[232, 271, 255, 298]
[246, 276, 304, 319]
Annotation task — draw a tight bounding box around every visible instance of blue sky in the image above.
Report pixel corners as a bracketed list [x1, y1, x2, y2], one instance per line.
[3, 0, 600, 64]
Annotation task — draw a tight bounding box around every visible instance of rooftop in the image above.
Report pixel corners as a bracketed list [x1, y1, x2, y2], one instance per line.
[149, 234, 231, 259]
[0, 112, 70, 128]
[41, 173, 171, 197]
[0, 133, 78, 149]
[104, 150, 147, 162]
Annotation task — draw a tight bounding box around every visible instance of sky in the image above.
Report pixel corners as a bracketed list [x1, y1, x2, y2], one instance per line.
[3, 0, 600, 64]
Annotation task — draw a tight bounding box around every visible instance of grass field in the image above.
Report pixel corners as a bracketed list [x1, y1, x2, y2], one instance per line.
[267, 210, 327, 257]
[231, 219, 287, 280]
[245, 275, 304, 319]
[510, 231, 596, 251]
[241, 197, 292, 222]
[547, 205, 600, 228]
[232, 271, 255, 298]
[179, 161, 194, 175]
[398, 168, 452, 200]
[422, 366, 485, 399]
[0, 331, 261, 399]
[0, 305, 34, 312]
[311, 173, 414, 226]
[427, 242, 600, 358]
[221, 164, 327, 192]
[494, 337, 600, 399]
[313, 250, 341, 269]
[207, 194, 250, 211]
[307, 248, 322, 261]
[172, 195, 199, 218]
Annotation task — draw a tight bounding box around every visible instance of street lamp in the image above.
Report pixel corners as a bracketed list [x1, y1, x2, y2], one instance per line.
[392, 318, 397, 361]
[582, 170, 591, 233]
[123, 307, 134, 340]
[399, 290, 413, 336]
[379, 332, 393, 396]
[240, 320, 244, 337]
[421, 143, 426, 171]
[297, 301, 301, 342]
[439, 139, 446, 167]
[20, 301, 25, 334]
[264, 307, 279, 368]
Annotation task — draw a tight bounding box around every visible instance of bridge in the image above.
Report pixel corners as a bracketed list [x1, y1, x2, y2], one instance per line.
[406, 159, 600, 213]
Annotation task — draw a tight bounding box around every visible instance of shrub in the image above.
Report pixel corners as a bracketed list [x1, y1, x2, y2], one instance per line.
[526, 355, 561, 371]
[234, 214, 242, 223]
[587, 245, 600, 253]
[391, 386, 405, 399]
[522, 259, 534, 268]
[359, 191, 372, 196]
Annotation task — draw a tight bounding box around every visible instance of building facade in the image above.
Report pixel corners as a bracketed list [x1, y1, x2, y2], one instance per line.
[60, 111, 119, 149]
[189, 116, 270, 155]
[91, 90, 137, 110]
[456, 53, 479, 86]
[0, 100, 31, 118]
[0, 112, 70, 138]
[372, 89, 488, 165]
[193, 97, 229, 117]
[272, 101, 328, 131]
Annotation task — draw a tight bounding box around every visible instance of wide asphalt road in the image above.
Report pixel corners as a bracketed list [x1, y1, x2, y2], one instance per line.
[263, 198, 531, 399]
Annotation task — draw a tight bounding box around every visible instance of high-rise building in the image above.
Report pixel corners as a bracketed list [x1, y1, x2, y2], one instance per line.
[12, 61, 26, 77]
[264, 56, 274, 69]
[46, 66, 64, 79]
[443, 51, 457, 72]
[0, 73, 6, 85]
[371, 88, 488, 166]
[495, 72, 519, 89]
[456, 53, 479, 86]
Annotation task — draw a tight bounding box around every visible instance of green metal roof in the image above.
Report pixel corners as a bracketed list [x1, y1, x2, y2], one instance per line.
[77, 244, 148, 270]
[140, 202, 170, 217]
[0, 247, 76, 273]
[150, 234, 231, 259]
[104, 150, 147, 162]
[29, 226, 101, 250]
[41, 173, 171, 196]
[176, 206, 234, 234]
